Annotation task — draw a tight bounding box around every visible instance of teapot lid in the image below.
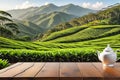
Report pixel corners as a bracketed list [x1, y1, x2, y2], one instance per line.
[103, 44, 113, 52]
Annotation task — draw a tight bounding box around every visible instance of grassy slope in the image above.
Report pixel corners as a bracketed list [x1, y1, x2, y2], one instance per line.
[42, 25, 120, 43]
[1, 28, 120, 51]
[1, 34, 120, 62]
[41, 25, 88, 41]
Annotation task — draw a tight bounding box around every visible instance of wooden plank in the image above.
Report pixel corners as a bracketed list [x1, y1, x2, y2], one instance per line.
[93, 63, 120, 80]
[0, 62, 34, 77]
[15, 62, 45, 77]
[60, 62, 82, 80]
[77, 62, 103, 80]
[35, 62, 59, 80]
[0, 62, 23, 74]
[0, 62, 120, 80]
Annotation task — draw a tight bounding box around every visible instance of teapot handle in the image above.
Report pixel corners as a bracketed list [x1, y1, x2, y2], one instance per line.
[115, 49, 120, 61]
[115, 49, 120, 53]
[116, 57, 120, 61]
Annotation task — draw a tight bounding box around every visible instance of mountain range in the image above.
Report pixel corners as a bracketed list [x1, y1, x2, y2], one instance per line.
[3, 3, 96, 40]
[8, 4, 96, 31]
[8, 3, 95, 19]
[24, 12, 76, 30]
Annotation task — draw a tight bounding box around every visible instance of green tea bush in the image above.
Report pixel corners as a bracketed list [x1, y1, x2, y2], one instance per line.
[42, 26, 87, 41]
[0, 49, 99, 62]
[0, 59, 10, 69]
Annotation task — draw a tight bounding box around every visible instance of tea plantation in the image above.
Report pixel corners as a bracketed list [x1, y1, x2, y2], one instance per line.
[0, 25, 120, 65]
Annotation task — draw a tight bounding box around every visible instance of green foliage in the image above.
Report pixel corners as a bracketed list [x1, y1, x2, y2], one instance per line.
[0, 26, 13, 38]
[42, 26, 88, 41]
[109, 17, 120, 24]
[0, 30, 120, 62]
[0, 49, 98, 62]
[43, 25, 120, 43]
[0, 16, 13, 22]
[16, 36, 31, 41]
[0, 10, 12, 17]
[0, 10, 19, 39]
[0, 59, 10, 69]
[0, 10, 13, 25]
[1, 20, 43, 41]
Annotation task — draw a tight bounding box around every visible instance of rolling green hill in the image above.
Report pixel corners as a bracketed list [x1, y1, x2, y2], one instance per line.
[42, 25, 120, 43]
[0, 30, 120, 50]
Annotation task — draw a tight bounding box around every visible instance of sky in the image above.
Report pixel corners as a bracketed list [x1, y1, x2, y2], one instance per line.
[0, 0, 120, 10]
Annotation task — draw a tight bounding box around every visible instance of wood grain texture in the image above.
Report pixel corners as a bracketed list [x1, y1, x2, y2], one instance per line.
[60, 62, 82, 80]
[93, 63, 120, 80]
[35, 62, 59, 80]
[77, 63, 103, 80]
[0, 62, 23, 74]
[15, 62, 45, 77]
[0, 62, 120, 80]
[0, 62, 34, 77]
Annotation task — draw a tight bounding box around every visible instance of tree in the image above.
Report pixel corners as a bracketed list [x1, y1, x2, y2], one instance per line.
[0, 10, 13, 25]
[0, 10, 12, 17]
[0, 10, 19, 37]
[5, 23, 20, 34]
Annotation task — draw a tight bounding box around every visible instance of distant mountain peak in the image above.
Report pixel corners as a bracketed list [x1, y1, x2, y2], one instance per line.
[45, 3, 58, 7]
[64, 3, 78, 7]
[67, 3, 74, 6]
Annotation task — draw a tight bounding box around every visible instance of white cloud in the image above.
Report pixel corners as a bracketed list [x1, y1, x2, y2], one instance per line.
[15, 1, 35, 9]
[82, 2, 104, 10]
[92, 2, 103, 9]
[82, 2, 90, 8]
[44, 2, 50, 5]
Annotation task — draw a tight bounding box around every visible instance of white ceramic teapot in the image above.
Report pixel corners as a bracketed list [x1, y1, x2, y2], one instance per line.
[97, 44, 117, 67]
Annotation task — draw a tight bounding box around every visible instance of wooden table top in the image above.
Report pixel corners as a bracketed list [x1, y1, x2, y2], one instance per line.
[0, 62, 120, 80]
